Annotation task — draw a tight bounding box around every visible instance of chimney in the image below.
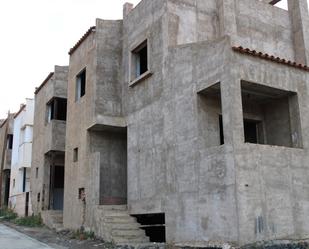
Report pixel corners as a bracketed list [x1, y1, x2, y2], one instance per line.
[123, 2, 134, 17]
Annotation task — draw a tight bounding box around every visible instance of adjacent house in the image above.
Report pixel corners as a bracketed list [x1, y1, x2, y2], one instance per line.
[9, 99, 34, 217]
[31, 66, 68, 229]
[0, 113, 14, 208]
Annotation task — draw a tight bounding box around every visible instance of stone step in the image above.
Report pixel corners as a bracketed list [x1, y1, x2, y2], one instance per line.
[104, 216, 137, 223]
[51, 215, 63, 223]
[111, 228, 145, 237]
[98, 205, 127, 211]
[112, 236, 149, 244]
[109, 222, 140, 230]
[104, 211, 131, 217]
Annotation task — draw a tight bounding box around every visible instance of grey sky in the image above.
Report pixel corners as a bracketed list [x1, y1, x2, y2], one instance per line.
[0, 0, 291, 118]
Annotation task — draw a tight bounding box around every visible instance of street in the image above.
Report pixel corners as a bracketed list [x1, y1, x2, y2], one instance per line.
[0, 224, 56, 249]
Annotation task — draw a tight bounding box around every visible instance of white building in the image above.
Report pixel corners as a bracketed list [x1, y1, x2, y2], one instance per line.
[9, 99, 34, 216]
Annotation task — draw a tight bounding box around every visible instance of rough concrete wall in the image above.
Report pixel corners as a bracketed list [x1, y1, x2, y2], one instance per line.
[122, 0, 166, 115]
[235, 0, 294, 61]
[263, 98, 292, 147]
[233, 52, 309, 244]
[167, 0, 219, 46]
[126, 35, 238, 243]
[31, 67, 68, 215]
[64, 28, 97, 230]
[95, 20, 123, 118]
[197, 94, 222, 148]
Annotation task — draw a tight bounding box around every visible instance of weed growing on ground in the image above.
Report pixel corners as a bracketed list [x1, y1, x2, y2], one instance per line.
[14, 215, 43, 227]
[0, 207, 18, 221]
[72, 229, 95, 240]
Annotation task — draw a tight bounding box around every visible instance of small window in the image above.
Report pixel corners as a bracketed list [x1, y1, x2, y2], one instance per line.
[37, 193, 40, 202]
[76, 69, 86, 101]
[7, 134, 13, 149]
[78, 188, 85, 200]
[13, 179, 15, 188]
[219, 115, 224, 145]
[47, 98, 67, 122]
[131, 40, 148, 81]
[35, 168, 39, 178]
[73, 148, 78, 162]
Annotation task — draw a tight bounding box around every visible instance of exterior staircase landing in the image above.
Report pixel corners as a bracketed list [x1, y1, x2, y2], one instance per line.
[95, 205, 149, 244]
[41, 210, 64, 232]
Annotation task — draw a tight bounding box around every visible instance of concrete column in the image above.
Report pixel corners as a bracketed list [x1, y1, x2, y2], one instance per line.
[220, 70, 244, 148]
[217, 0, 237, 44]
[288, 0, 309, 65]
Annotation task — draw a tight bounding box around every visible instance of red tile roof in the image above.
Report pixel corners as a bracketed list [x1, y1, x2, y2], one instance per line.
[69, 26, 96, 55]
[232, 46, 309, 72]
[34, 72, 54, 95]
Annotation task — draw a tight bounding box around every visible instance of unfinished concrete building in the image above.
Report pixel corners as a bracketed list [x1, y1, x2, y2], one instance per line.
[63, 0, 309, 245]
[9, 99, 34, 217]
[31, 66, 68, 229]
[0, 113, 14, 208]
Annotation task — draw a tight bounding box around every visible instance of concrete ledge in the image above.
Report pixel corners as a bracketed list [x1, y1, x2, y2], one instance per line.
[129, 70, 153, 87]
[87, 115, 127, 132]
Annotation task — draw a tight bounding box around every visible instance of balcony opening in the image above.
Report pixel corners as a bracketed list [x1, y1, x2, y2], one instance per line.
[197, 82, 224, 148]
[131, 40, 148, 81]
[76, 69, 86, 101]
[6, 134, 13, 149]
[241, 81, 302, 148]
[132, 213, 166, 243]
[47, 97, 67, 122]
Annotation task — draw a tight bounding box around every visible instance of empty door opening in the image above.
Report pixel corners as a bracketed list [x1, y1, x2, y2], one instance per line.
[49, 165, 64, 210]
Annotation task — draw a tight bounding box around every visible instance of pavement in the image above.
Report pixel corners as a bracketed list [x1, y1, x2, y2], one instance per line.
[0, 223, 57, 249]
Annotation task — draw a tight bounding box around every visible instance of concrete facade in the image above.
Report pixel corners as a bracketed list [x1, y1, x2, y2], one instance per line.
[60, 0, 309, 246]
[0, 113, 14, 208]
[9, 99, 34, 217]
[30, 66, 68, 220]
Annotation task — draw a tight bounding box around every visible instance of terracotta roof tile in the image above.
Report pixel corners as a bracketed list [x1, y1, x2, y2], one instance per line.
[232, 46, 309, 72]
[34, 72, 54, 95]
[69, 26, 96, 55]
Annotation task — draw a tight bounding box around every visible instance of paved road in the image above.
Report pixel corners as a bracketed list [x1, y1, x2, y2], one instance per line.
[0, 224, 56, 249]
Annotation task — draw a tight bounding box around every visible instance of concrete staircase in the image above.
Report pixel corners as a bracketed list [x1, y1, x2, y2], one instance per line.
[95, 205, 149, 244]
[41, 210, 64, 232]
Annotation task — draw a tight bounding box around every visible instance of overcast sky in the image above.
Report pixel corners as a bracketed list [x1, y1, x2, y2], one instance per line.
[0, 0, 289, 118]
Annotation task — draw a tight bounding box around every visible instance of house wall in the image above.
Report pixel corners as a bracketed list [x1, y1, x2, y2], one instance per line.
[9, 99, 34, 216]
[31, 66, 68, 214]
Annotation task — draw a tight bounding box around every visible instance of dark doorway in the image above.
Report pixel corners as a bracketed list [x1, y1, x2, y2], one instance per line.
[25, 192, 29, 217]
[4, 171, 10, 206]
[50, 165, 64, 210]
[244, 119, 259, 143]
